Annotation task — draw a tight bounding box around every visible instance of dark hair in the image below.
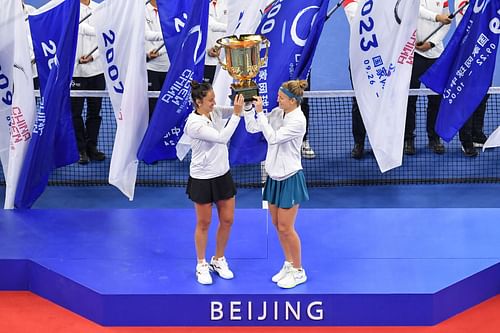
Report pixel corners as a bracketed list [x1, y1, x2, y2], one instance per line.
[190, 80, 213, 108]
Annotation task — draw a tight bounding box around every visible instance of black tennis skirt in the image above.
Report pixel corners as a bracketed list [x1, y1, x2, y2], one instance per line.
[186, 171, 237, 204]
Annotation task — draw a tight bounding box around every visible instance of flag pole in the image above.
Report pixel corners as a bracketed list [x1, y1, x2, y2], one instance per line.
[82, 46, 99, 62]
[418, 1, 469, 45]
[260, 0, 278, 16]
[152, 42, 165, 55]
[326, 0, 346, 21]
[79, 12, 92, 24]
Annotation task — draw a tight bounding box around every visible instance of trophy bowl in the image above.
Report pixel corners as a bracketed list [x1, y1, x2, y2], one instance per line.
[216, 34, 269, 102]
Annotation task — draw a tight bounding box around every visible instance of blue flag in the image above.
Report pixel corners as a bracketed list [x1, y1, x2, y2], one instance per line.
[157, 0, 195, 60]
[229, 0, 329, 165]
[138, 0, 208, 163]
[15, 0, 79, 209]
[420, 0, 499, 142]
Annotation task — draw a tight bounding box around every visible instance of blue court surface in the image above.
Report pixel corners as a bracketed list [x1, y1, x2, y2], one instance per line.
[1, 207, 499, 326]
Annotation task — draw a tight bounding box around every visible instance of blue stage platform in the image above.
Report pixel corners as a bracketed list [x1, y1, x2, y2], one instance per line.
[0, 208, 499, 326]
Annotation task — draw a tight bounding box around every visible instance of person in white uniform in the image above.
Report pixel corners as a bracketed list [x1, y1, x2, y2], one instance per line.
[404, 0, 452, 155]
[71, 0, 106, 164]
[145, 0, 170, 118]
[184, 81, 244, 285]
[244, 80, 310, 289]
[203, 0, 227, 84]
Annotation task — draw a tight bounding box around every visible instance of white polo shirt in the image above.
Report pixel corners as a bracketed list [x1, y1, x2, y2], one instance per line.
[244, 106, 306, 181]
[184, 106, 241, 179]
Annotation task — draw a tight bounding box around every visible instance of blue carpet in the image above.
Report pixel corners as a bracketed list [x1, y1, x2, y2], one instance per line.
[1, 183, 499, 209]
[1, 208, 499, 325]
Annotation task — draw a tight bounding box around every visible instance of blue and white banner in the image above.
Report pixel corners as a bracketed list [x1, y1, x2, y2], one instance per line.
[0, 0, 16, 177]
[157, 0, 195, 59]
[138, 0, 209, 163]
[4, 0, 37, 209]
[421, 0, 499, 142]
[93, 0, 149, 200]
[14, 0, 79, 209]
[228, 0, 329, 166]
[350, 0, 418, 173]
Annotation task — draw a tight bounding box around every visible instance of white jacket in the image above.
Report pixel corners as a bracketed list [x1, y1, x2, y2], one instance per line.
[244, 106, 306, 181]
[205, 0, 228, 66]
[416, 0, 451, 59]
[73, 1, 103, 78]
[184, 106, 240, 179]
[145, 3, 170, 72]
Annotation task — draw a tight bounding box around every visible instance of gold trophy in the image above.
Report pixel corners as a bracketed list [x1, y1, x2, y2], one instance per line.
[216, 34, 269, 102]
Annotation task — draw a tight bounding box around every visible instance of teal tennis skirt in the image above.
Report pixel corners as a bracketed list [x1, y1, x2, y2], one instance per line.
[262, 170, 309, 209]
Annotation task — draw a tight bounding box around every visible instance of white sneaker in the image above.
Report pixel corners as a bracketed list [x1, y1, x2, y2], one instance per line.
[277, 267, 307, 289]
[301, 140, 316, 159]
[196, 261, 213, 285]
[272, 261, 292, 283]
[210, 256, 234, 279]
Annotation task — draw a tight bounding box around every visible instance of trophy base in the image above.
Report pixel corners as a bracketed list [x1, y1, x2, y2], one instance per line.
[230, 85, 259, 102]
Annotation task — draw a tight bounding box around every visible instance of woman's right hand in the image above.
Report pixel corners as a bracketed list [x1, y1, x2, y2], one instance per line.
[233, 94, 244, 115]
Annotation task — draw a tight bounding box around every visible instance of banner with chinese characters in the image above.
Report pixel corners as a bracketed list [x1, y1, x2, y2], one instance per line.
[15, 0, 79, 209]
[421, 0, 499, 142]
[350, 0, 418, 173]
[138, 0, 209, 163]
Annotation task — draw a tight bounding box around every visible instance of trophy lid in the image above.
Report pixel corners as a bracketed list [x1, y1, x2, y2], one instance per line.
[216, 34, 267, 49]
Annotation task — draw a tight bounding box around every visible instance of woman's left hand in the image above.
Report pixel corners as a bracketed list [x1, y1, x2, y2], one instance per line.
[253, 96, 263, 113]
[233, 94, 244, 115]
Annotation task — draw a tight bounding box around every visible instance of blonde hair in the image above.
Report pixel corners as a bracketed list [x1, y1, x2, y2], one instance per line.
[281, 80, 308, 104]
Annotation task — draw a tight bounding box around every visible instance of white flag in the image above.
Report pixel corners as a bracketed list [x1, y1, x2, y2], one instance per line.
[4, 1, 36, 209]
[93, 0, 149, 200]
[212, 0, 268, 106]
[483, 125, 500, 150]
[0, 0, 16, 178]
[350, 0, 418, 172]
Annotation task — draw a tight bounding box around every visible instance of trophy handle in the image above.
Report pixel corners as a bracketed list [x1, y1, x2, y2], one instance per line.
[216, 53, 228, 71]
[215, 43, 228, 70]
[259, 38, 270, 67]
